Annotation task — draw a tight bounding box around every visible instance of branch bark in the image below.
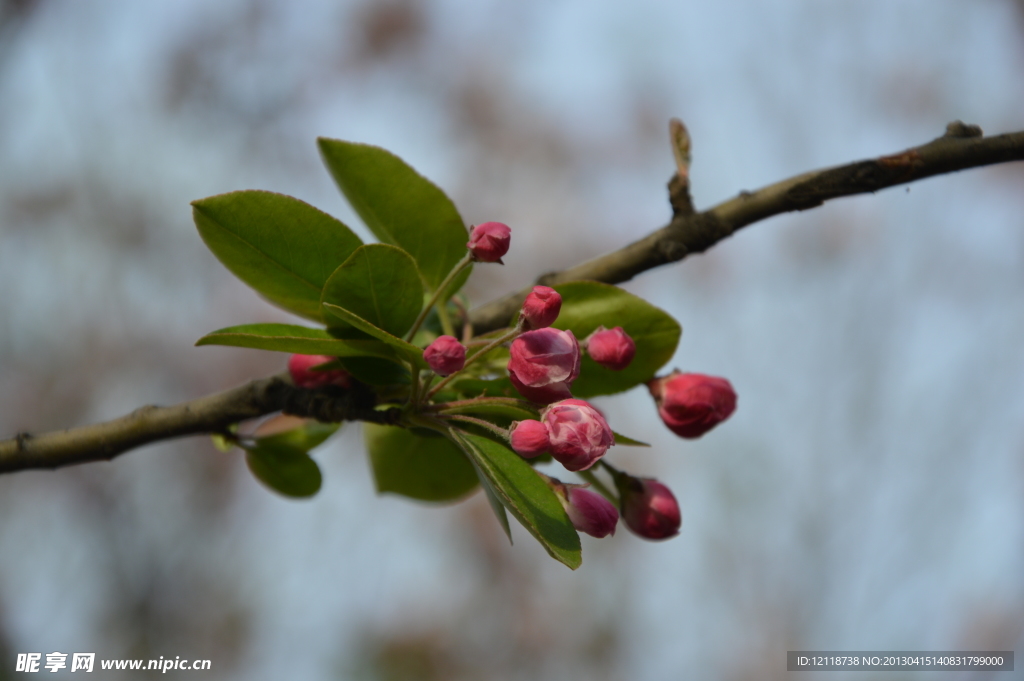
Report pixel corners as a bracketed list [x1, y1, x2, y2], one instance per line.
[0, 374, 399, 473]
[3, 122, 1022, 474]
[469, 122, 1024, 333]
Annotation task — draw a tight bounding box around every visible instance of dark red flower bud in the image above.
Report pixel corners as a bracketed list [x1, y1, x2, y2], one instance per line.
[509, 419, 550, 458]
[542, 398, 614, 471]
[467, 221, 511, 263]
[585, 326, 636, 371]
[617, 476, 681, 540]
[507, 328, 581, 404]
[288, 354, 351, 389]
[520, 285, 562, 330]
[563, 486, 619, 538]
[648, 371, 736, 439]
[423, 335, 466, 376]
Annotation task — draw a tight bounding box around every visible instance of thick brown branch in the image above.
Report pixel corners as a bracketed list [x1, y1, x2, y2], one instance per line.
[2, 122, 1022, 473]
[0, 374, 399, 473]
[468, 122, 1024, 334]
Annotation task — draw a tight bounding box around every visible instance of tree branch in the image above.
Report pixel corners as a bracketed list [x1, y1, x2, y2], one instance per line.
[468, 122, 1024, 334]
[3, 121, 1022, 474]
[0, 374, 399, 473]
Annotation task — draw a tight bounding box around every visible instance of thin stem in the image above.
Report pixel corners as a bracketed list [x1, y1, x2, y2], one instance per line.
[407, 366, 422, 407]
[437, 303, 456, 337]
[429, 396, 538, 414]
[451, 296, 473, 344]
[402, 412, 447, 433]
[577, 468, 618, 504]
[598, 459, 627, 486]
[405, 252, 472, 342]
[438, 414, 510, 439]
[426, 327, 520, 400]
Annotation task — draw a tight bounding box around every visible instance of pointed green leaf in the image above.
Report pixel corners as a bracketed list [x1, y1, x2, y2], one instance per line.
[193, 190, 362, 321]
[455, 431, 581, 569]
[195, 323, 399, 361]
[365, 424, 479, 502]
[477, 469, 513, 543]
[317, 138, 472, 294]
[321, 303, 428, 368]
[611, 431, 651, 447]
[552, 282, 682, 398]
[438, 400, 539, 422]
[245, 442, 322, 498]
[321, 244, 423, 337]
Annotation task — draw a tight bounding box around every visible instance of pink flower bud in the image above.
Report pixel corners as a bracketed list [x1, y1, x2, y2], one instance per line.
[507, 328, 581, 404]
[564, 486, 619, 538]
[648, 371, 737, 439]
[422, 335, 466, 376]
[618, 476, 681, 540]
[510, 419, 550, 458]
[584, 326, 636, 371]
[519, 286, 562, 330]
[288, 354, 351, 389]
[467, 221, 511, 263]
[542, 398, 614, 471]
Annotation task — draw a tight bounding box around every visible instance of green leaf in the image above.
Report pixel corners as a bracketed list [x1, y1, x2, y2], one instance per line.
[454, 431, 581, 569]
[258, 422, 339, 450]
[195, 323, 400, 361]
[611, 431, 651, 447]
[322, 303, 428, 368]
[365, 424, 479, 502]
[317, 138, 472, 295]
[321, 244, 423, 338]
[336, 357, 411, 386]
[245, 442, 323, 498]
[438, 400, 539, 422]
[440, 376, 517, 400]
[193, 191, 362, 322]
[477, 470, 513, 543]
[553, 282, 681, 398]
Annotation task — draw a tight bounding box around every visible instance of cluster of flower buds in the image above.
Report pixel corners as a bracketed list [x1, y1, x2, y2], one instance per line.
[511, 399, 615, 471]
[286, 219, 737, 549]
[507, 287, 639, 405]
[287, 354, 351, 389]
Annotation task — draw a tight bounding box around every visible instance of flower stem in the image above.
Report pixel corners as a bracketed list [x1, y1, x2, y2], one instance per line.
[429, 396, 538, 415]
[407, 366, 422, 407]
[405, 252, 472, 342]
[436, 303, 456, 337]
[438, 414, 510, 440]
[577, 468, 618, 505]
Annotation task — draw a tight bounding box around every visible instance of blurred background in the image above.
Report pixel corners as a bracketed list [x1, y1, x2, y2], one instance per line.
[1, 0, 1022, 679]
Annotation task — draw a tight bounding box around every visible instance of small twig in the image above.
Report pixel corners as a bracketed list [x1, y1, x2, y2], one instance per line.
[668, 118, 695, 217]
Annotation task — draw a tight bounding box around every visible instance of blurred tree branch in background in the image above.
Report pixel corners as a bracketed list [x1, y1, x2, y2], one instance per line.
[2, 121, 1022, 474]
